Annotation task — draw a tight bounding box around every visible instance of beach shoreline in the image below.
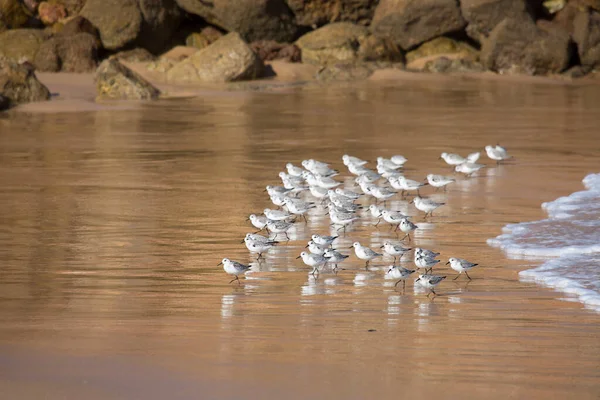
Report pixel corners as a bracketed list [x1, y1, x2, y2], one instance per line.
[1, 75, 599, 399]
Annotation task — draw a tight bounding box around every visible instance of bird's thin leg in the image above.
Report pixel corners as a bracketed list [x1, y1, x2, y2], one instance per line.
[401, 234, 408, 241]
[465, 271, 472, 280]
[375, 218, 381, 227]
[229, 275, 240, 284]
[303, 214, 307, 223]
[394, 279, 401, 287]
[403, 280, 406, 290]
[453, 274, 461, 280]
[285, 232, 290, 241]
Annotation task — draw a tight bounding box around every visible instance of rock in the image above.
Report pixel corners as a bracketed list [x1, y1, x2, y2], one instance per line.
[80, 0, 182, 53]
[405, 37, 478, 64]
[166, 32, 264, 83]
[38, 1, 67, 25]
[287, 0, 379, 27]
[371, 0, 466, 50]
[175, 0, 297, 42]
[185, 26, 224, 50]
[112, 48, 156, 63]
[34, 32, 98, 72]
[0, 93, 9, 110]
[0, 0, 31, 29]
[573, 9, 600, 69]
[250, 40, 301, 62]
[54, 0, 86, 15]
[57, 16, 99, 38]
[315, 61, 402, 81]
[460, 0, 533, 43]
[0, 29, 47, 62]
[421, 56, 485, 73]
[95, 58, 160, 100]
[296, 22, 402, 65]
[0, 55, 50, 110]
[543, 0, 566, 14]
[481, 17, 571, 75]
[0, 20, 6, 34]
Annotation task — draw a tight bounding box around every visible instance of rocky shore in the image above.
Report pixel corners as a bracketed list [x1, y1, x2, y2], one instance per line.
[1, 0, 599, 109]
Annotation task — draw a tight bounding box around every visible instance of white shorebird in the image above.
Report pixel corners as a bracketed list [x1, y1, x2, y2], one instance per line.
[447, 257, 479, 280]
[426, 174, 455, 191]
[286, 163, 305, 177]
[267, 220, 293, 241]
[330, 210, 359, 232]
[412, 196, 445, 218]
[398, 217, 418, 241]
[369, 204, 383, 226]
[415, 248, 440, 260]
[264, 208, 293, 221]
[302, 159, 338, 177]
[390, 176, 428, 196]
[387, 265, 416, 290]
[415, 254, 440, 273]
[369, 185, 396, 203]
[311, 234, 338, 247]
[324, 249, 349, 273]
[391, 155, 408, 166]
[297, 251, 329, 276]
[243, 233, 277, 258]
[283, 197, 315, 222]
[381, 241, 411, 262]
[343, 154, 368, 167]
[219, 258, 252, 285]
[467, 152, 481, 163]
[248, 214, 269, 232]
[266, 185, 292, 197]
[335, 187, 361, 200]
[455, 162, 485, 176]
[416, 274, 447, 297]
[306, 240, 329, 255]
[485, 145, 512, 164]
[377, 157, 403, 170]
[309, 185, 329, 200]
[351, 242, 383, 270]
[381, 209, 408, 231]
[440, 152, 466, 166]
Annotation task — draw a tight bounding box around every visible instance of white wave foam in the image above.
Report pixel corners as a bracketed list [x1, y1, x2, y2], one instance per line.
[488, 173, 600, 312]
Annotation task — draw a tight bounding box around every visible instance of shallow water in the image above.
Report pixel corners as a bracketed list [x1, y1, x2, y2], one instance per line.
[1, 77, 600, 399]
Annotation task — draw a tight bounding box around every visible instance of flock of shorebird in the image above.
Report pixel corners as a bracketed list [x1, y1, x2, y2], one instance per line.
[219, 145, 513, 297]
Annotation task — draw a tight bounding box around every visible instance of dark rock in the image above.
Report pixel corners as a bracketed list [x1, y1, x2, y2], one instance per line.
[38, 1, 67, 26]
[250, 40, 301, 62]
[562, 65, 591, 78]
[0, 29, 47, 62]
[287, 0, 379, 27]
[0, 93, 9, 110]
[111, 48, 156, 63]
[0, 55, 50, 109]
[185, 26, 224, 50]
[80, 0, 182, 53]
[0, 0, 31, 29]
[460, 0, 533, 43]
[167, 32, 264, 83]
[371, 0, 466, 50]
[175, 0, 297, 42]
[95, 58, 160, 100]
[296, 22, 402, 65]
[481, 17, 571, 75]
[34, 32, 99, 72]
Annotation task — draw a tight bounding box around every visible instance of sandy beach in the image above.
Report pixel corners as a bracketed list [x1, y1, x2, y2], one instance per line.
[0, 72, 599, 399]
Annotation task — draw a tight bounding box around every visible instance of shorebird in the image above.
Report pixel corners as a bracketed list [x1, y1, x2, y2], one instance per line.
[219, 258, 251, 285]
[447, 257, 479, 280]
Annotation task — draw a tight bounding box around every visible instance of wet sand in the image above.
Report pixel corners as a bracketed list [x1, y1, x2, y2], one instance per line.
[1, 73, 600, 399]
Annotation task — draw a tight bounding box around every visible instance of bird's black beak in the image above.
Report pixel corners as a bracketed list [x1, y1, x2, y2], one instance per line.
[416, 277, 421, 282]
[295, 255, 301, 259]
[240, 239, 245, 244]
[445, 261, 450, 265]
[245, 217, 250, 221]
[217, 261, 223, 266]
[348, 246, 353, 249]
[380, 245, 384, 249]
[409, 199, 414, 204]
[305, 244, 309, 248]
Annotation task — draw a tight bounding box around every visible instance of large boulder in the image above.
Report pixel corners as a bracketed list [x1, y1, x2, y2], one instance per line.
[287, 0, 378, 27]
[185, 26, 224, 50]
[38, 1, 67, 26]
[175, 0, 297, 42]
[460, 0, 534, 43]
[481, 17, 571, 75]
[0, 56, 50, 110]
[34, 32, 98, 72]
[95, 58, 160, 100]
[80, 0, 182, 53]
[296, 22, 402, 65]
[371, 0, 466, 50]
[0, 28, 47, 62]
[250, 40, 301, 62]
[315, 61, 402, 81]
[166, 32, 264, 83]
